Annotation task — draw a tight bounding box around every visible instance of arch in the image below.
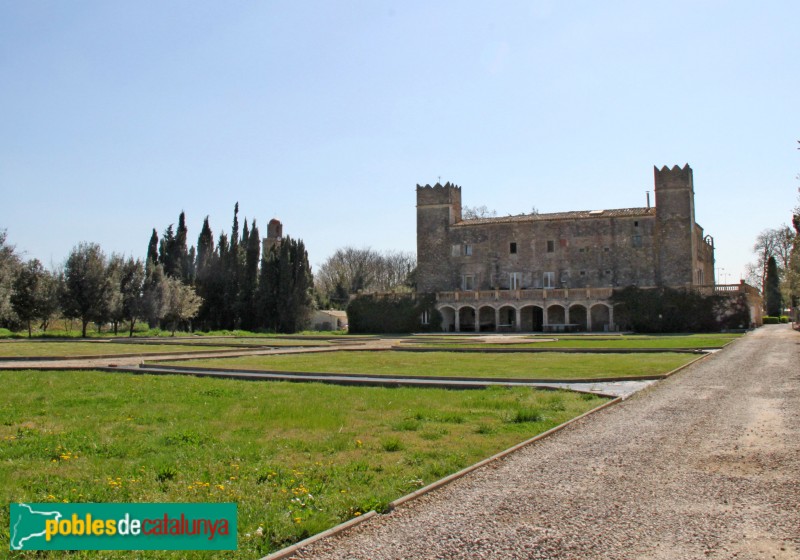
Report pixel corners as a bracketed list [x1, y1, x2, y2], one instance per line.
[457, 305, 477, 332]
[520, 305, 543, 332]
[478, 305, 496, 332]
[569, 304, 588, 332]
[439, 306, 456, 333]
[547, 304, 566, 325]
[590, 303, 611, 332]
[497, 305, 517, 332]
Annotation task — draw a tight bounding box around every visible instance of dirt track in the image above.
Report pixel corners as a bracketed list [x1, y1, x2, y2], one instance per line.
[287, 325, 800, 559]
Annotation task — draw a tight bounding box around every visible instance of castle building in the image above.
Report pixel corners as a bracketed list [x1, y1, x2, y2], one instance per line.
[416, 164, 730, 332]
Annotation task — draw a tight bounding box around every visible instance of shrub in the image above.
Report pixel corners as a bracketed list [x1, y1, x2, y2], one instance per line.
[762, 316, 780, 324]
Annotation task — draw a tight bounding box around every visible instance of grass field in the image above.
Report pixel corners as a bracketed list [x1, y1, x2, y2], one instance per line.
[156, 350, 698, 380]
[0, 370, 608, 558]
[402, 333, 740, 350]
[0, 341, 239, 358]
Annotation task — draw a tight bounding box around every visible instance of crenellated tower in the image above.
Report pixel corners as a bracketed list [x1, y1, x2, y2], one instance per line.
[653, 164, 697, 286]
[416, 182, 462, 293]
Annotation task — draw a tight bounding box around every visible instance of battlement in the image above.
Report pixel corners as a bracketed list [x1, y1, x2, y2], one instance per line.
[654, 164, 693, 190]
[416, 182, 462, 206]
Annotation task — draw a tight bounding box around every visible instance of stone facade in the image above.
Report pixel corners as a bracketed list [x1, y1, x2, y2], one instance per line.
[416, 164, 721, 332]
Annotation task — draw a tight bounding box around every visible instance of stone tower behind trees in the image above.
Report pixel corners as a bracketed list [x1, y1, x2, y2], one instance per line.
[262, 218, 283, 256]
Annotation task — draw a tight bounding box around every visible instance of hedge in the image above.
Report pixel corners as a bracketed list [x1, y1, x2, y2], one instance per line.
[347, 293, 442, 334]
[611, 286, 750, 333]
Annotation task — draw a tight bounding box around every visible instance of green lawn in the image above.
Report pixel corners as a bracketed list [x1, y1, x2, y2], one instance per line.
[0, 341, 237, 358]
[403, 333, 740, 349]
[157, 350, 698, 380]
[0, 370, 608, 558]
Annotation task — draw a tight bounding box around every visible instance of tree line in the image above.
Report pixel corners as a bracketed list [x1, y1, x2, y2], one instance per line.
[0, 203, 315, 336]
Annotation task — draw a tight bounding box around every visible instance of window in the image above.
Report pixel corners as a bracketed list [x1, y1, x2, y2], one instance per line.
[543, 272, 555, 289]
[420, 310, 430, 325]
[510, 272, 521, 290]
[464, 244, 473, 256]
[547, 240, 555, 253]
[603, 247, 610, 252]
[462, 275, 474, 291]
[578, 248, 585, 253]
[634, 220, 639, 227]
[510, 242, 517, 254]
[580, 270, 586, 276]
[451, 245, 461, 257]
[632, 235, 642, 248]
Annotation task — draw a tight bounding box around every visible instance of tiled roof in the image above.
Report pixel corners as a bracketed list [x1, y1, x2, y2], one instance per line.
[453, 207, 655, 227]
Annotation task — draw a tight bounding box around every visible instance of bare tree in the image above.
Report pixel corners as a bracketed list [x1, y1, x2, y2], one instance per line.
[462, 205, 497, 220]
[746, 226, 794, 293]
[316, 247, 416, 308]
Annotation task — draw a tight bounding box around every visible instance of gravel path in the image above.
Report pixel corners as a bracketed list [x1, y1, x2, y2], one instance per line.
[286, 325, 800, 560]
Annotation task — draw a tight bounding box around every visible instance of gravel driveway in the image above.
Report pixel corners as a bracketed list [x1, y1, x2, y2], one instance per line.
[286, 325, 800, 559]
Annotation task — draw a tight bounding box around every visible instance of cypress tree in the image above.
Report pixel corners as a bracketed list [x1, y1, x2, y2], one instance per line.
[146, 229, 159, 275]
[258, 236, 313, 333]
[240, 220, 260, 330]
[765, 255, 782, 316]
[175, 211, 190, 282]
[159, 225, 177, 277]
[222, 204, 240, 329]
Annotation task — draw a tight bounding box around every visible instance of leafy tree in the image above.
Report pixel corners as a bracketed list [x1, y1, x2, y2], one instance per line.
[764, 256, 782, 316]
[36, 269, 60, 333]
[10, 259, 50, 337]
[105, 254, 125, 335]
[142, 261, 165, 328]
[119, 257, 146, 337]
[0, 230, 23, 327]
[158, 276, 203, 335]
[62, 242, 111, 337]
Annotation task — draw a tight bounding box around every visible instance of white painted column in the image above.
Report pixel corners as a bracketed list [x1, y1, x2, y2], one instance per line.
[455, 308, 461, 332]
[516, 307, 522, 332]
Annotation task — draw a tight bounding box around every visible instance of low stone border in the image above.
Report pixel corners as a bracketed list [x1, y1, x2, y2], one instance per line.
[258, 511, 379, 560]
[134, 362, 677, 385]
[260, 396, 622, 560]
[394, 346, 710, 354]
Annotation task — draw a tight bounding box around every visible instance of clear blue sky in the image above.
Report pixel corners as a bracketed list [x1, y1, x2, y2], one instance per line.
[1, 1, 798, 284]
